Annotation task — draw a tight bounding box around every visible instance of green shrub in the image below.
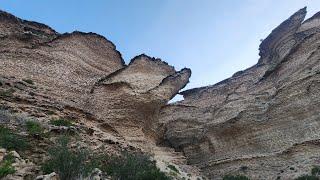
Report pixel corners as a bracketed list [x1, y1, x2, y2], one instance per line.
[295, 175, 319, 180]
[46, 111, 55, 115]
[240, 166, 248, 171]
[22, 79, 34, 85]
[50, 119, 73, 127]
[0, 153, 16, 178]
[3, 153, 15, 163]
[168, 164, 179, 173]
[25, 120, 44, 136]
[102, 151, 171, 180]
[312, 166, 320, 176]
[0, 126, 28, 151]
[41, 136, 94, 180]
[42, 136, 170, 180]
[295, 165, 320, 180]
[223, 175, 250, 180]
[0, 88, 15, 98]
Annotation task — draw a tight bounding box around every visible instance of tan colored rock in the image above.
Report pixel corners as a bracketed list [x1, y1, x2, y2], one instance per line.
[89, 54, 191, 139]
[0, 148, 6, 161]
[158, 7, 320, 179]
[0, 8, 195, 179]
[2, 151, 36, 180]
[35, 172, 59, 180]
[0, 9, 124, 109]
[10, 150, 20, 159]
[3, 6, 320, 180]
[86, 168, 102, 180]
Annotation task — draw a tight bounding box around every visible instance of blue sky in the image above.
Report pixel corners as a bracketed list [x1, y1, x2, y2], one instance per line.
[2, 0, 320, 93]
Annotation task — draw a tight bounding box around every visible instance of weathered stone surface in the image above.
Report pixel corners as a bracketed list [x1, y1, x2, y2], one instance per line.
[2, 150, 37, 180]
[0, 9, 125, 109]
[35, 172, 59, 180]
[158, 8, 320, 179]
[0, 9, 197, 179]
[2, 6, 320, 180]
[0, 9, 191, 137]
[89, 54, 191, 139]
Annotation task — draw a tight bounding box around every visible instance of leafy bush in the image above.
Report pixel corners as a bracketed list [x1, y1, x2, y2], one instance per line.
[25, 120, 44, 136]
[22, 79, 34, 85]
[3, 152, 15, 163]
[41, 136, 94, 180]
[42, 135, 170, 180]
[312, 166, 320, 176]
[102, 151, 171, 180]
[0, 88, 15, 98]
[167, 164, 179, 173]
[223, 175, 250, 180]
[50, 119, 73, 127]
[0, 153, 16, 178]
[46, 111, 55, 115]
[0, 126, 28, 151]
[295, 175, 319, 180]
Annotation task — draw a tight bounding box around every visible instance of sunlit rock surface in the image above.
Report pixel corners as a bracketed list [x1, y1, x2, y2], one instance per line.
[1, 7, 320, 179]
[158, 7, 320, 179]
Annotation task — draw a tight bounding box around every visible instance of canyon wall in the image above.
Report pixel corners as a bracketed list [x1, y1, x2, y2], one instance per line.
[158, 7, 320, 179]
[1, 7, 320, 179]
[0, 9, 191, 141]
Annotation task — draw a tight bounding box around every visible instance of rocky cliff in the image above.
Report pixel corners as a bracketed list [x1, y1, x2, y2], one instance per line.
[0, 9, 191, 143]
[0, 7, 320, 180]
[0, 9, 196, 180]
[158, 7, 320, 179]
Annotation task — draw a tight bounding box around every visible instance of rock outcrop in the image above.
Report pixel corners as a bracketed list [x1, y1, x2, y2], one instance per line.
[0, 9, 191, 140]
[158, 7, 320, 179]
[0, 9, 125, 108]
[0, 149, 37, 180]
[89, 54, 190, 140]
[0, 9, 197, 179]
[1, 6, 320, 180]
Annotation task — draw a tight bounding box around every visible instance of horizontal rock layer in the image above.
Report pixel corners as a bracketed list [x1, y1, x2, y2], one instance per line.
[1, 7, 320, 179]
[0, 9, 191, 138]
[158, 7, 320, 179]
[0, 9, 197, 178]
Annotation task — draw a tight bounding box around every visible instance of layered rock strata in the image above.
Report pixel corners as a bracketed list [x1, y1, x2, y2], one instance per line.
[1, 7, 320, 179]
[0, 9, 196, 179]
[158, 7, 320, 179]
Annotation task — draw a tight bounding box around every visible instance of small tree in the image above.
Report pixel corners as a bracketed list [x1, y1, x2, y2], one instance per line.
[102, 151, 171, 180]
[42, 136, 93, 180]
[50, 119, 73, 127]
[0, 153, 16, 178]
[25, 120, 44, 136]
[0, 126, 28, 151]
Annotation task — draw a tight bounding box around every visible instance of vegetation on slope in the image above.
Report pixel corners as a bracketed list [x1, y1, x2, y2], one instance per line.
[42, 136, 171, 180]
[0, 125, 29, 151]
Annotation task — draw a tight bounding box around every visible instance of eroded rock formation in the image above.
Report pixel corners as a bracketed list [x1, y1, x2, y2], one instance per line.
[158, 7, 320, 179]
[0, 9, 196, 179]
[0, 9, 191, 139]
[89, 54, 190, 139]
[1, 6, 320, 180]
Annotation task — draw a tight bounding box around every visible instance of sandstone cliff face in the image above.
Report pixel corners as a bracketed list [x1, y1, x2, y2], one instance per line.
[158, 7, 320, 179]
[1, 7, 320, 180]
[0, 9, 198, 179]
[89, 55, 190, 139]
[0, 9, 125, 108]
[0, 9, 190, 138]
